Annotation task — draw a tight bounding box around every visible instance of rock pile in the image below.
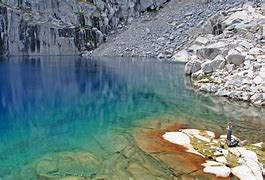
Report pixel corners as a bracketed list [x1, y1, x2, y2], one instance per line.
[176, 3, 265, 106]
[163, 128, 265, 179]
[92, 0, 244, 57]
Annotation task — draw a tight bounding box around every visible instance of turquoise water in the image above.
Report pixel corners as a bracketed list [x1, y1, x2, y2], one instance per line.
[0, 56, 264, 178]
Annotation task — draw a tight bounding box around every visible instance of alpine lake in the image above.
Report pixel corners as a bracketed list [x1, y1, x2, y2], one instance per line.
[0, 56, 264, 179]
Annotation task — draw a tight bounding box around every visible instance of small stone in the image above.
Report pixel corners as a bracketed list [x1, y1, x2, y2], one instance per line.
[253, 76, 263, 85]
[214, 151, 223, 156]
[216, 156, 227, 165]
[245, 55, 255, 61]
[249, 47, 263, 55]
[185, 12, 193, 17]
[156, 53, 164, 59]
[225, 64, 235, 72]
[145, 28, 151, 34]
[239, 40, 254, 50]
[195, 36, 209, 46]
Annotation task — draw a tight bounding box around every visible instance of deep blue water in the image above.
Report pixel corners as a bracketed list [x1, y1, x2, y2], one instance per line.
[0, 56, 264, 178]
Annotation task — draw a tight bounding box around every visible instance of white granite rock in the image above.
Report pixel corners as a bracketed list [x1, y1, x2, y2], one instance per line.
[202, 160, 224, 167]
[195, 36, 209, 46]
[173, 50, 190, 62]
[229, 147, 258, 161]
[253, 76, 264, 85]
[232, 165, 263, 180]
[216, 156, 228, 164]
[181, 129, 200, 136]
[163, 132, 190, 145]
[203, 165, 231, 178]
[194, 134, 211, 143]
[253, 142, 263, 148]
[239, 40, 254, 50]
[162, 132, 204, 157]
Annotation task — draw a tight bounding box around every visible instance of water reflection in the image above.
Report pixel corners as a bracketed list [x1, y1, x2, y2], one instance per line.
[0, 56, 264, 177]
[184, 76, 265, 130]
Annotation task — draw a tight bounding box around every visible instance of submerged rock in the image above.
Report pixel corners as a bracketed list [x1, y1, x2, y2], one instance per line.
[20, 151, 100, 179]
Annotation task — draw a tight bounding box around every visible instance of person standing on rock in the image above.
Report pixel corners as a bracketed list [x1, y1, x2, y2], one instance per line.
[226, 122, 233, 144]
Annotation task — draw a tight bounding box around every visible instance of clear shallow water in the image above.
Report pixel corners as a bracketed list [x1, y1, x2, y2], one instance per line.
[0, 56, 264, 178]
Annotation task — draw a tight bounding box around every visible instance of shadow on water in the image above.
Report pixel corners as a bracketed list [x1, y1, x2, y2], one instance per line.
[0, 56, 264, 178]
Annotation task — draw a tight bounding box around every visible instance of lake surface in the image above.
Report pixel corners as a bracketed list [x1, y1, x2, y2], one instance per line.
[0, 56, 264, 179]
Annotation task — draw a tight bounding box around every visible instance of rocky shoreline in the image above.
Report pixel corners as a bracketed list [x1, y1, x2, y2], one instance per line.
[178, 2, 265, 107]
[89, 0, 265, 107]
[163, 128, 265, 179]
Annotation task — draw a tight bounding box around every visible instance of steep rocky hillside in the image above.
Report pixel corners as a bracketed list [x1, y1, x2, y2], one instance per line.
[0, 0, 168, 56]
[92, 0, 244, 57]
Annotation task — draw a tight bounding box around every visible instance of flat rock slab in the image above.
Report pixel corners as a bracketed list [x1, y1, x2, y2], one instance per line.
[163, 132, 190, 145]
[203, 165, 231, 178]
[232, 165, 263, 180]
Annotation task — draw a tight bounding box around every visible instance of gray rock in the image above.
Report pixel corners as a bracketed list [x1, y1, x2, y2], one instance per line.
[191, 70, 204, 79]
[253, 76, 264, 85]
[211, 55, 226, 70]
[197, 42, 227, 60]
[215, 88, 231, 97]
[239, 40, 254, 50]
[201, 60, 214, 73]
[226, 49, 245, 66]
[195, 36, 209, 46]
[157, 53, 165, 59]
[201, 55, 225, 73]
[250, 93, 263, 103]
[173, 50, 190, 62]
[197, 47, 221, 60]
[239, 140, 249, 146]
[185, 60, 202, 75]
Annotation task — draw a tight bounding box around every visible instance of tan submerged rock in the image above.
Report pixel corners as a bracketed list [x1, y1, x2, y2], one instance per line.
[20, 151, 100, 179]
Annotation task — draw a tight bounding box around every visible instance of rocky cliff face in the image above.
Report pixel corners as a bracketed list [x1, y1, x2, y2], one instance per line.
[0, 0, 167, 56]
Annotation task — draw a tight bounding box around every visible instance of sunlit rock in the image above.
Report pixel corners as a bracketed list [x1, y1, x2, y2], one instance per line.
[232, 165, 263, 180]
[216, 156, 228, 165]
[203, 165, 231, 177]
[163, 132, 191, 145]
[162, 132, 204, 157]
[173, 50, 190, 62]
